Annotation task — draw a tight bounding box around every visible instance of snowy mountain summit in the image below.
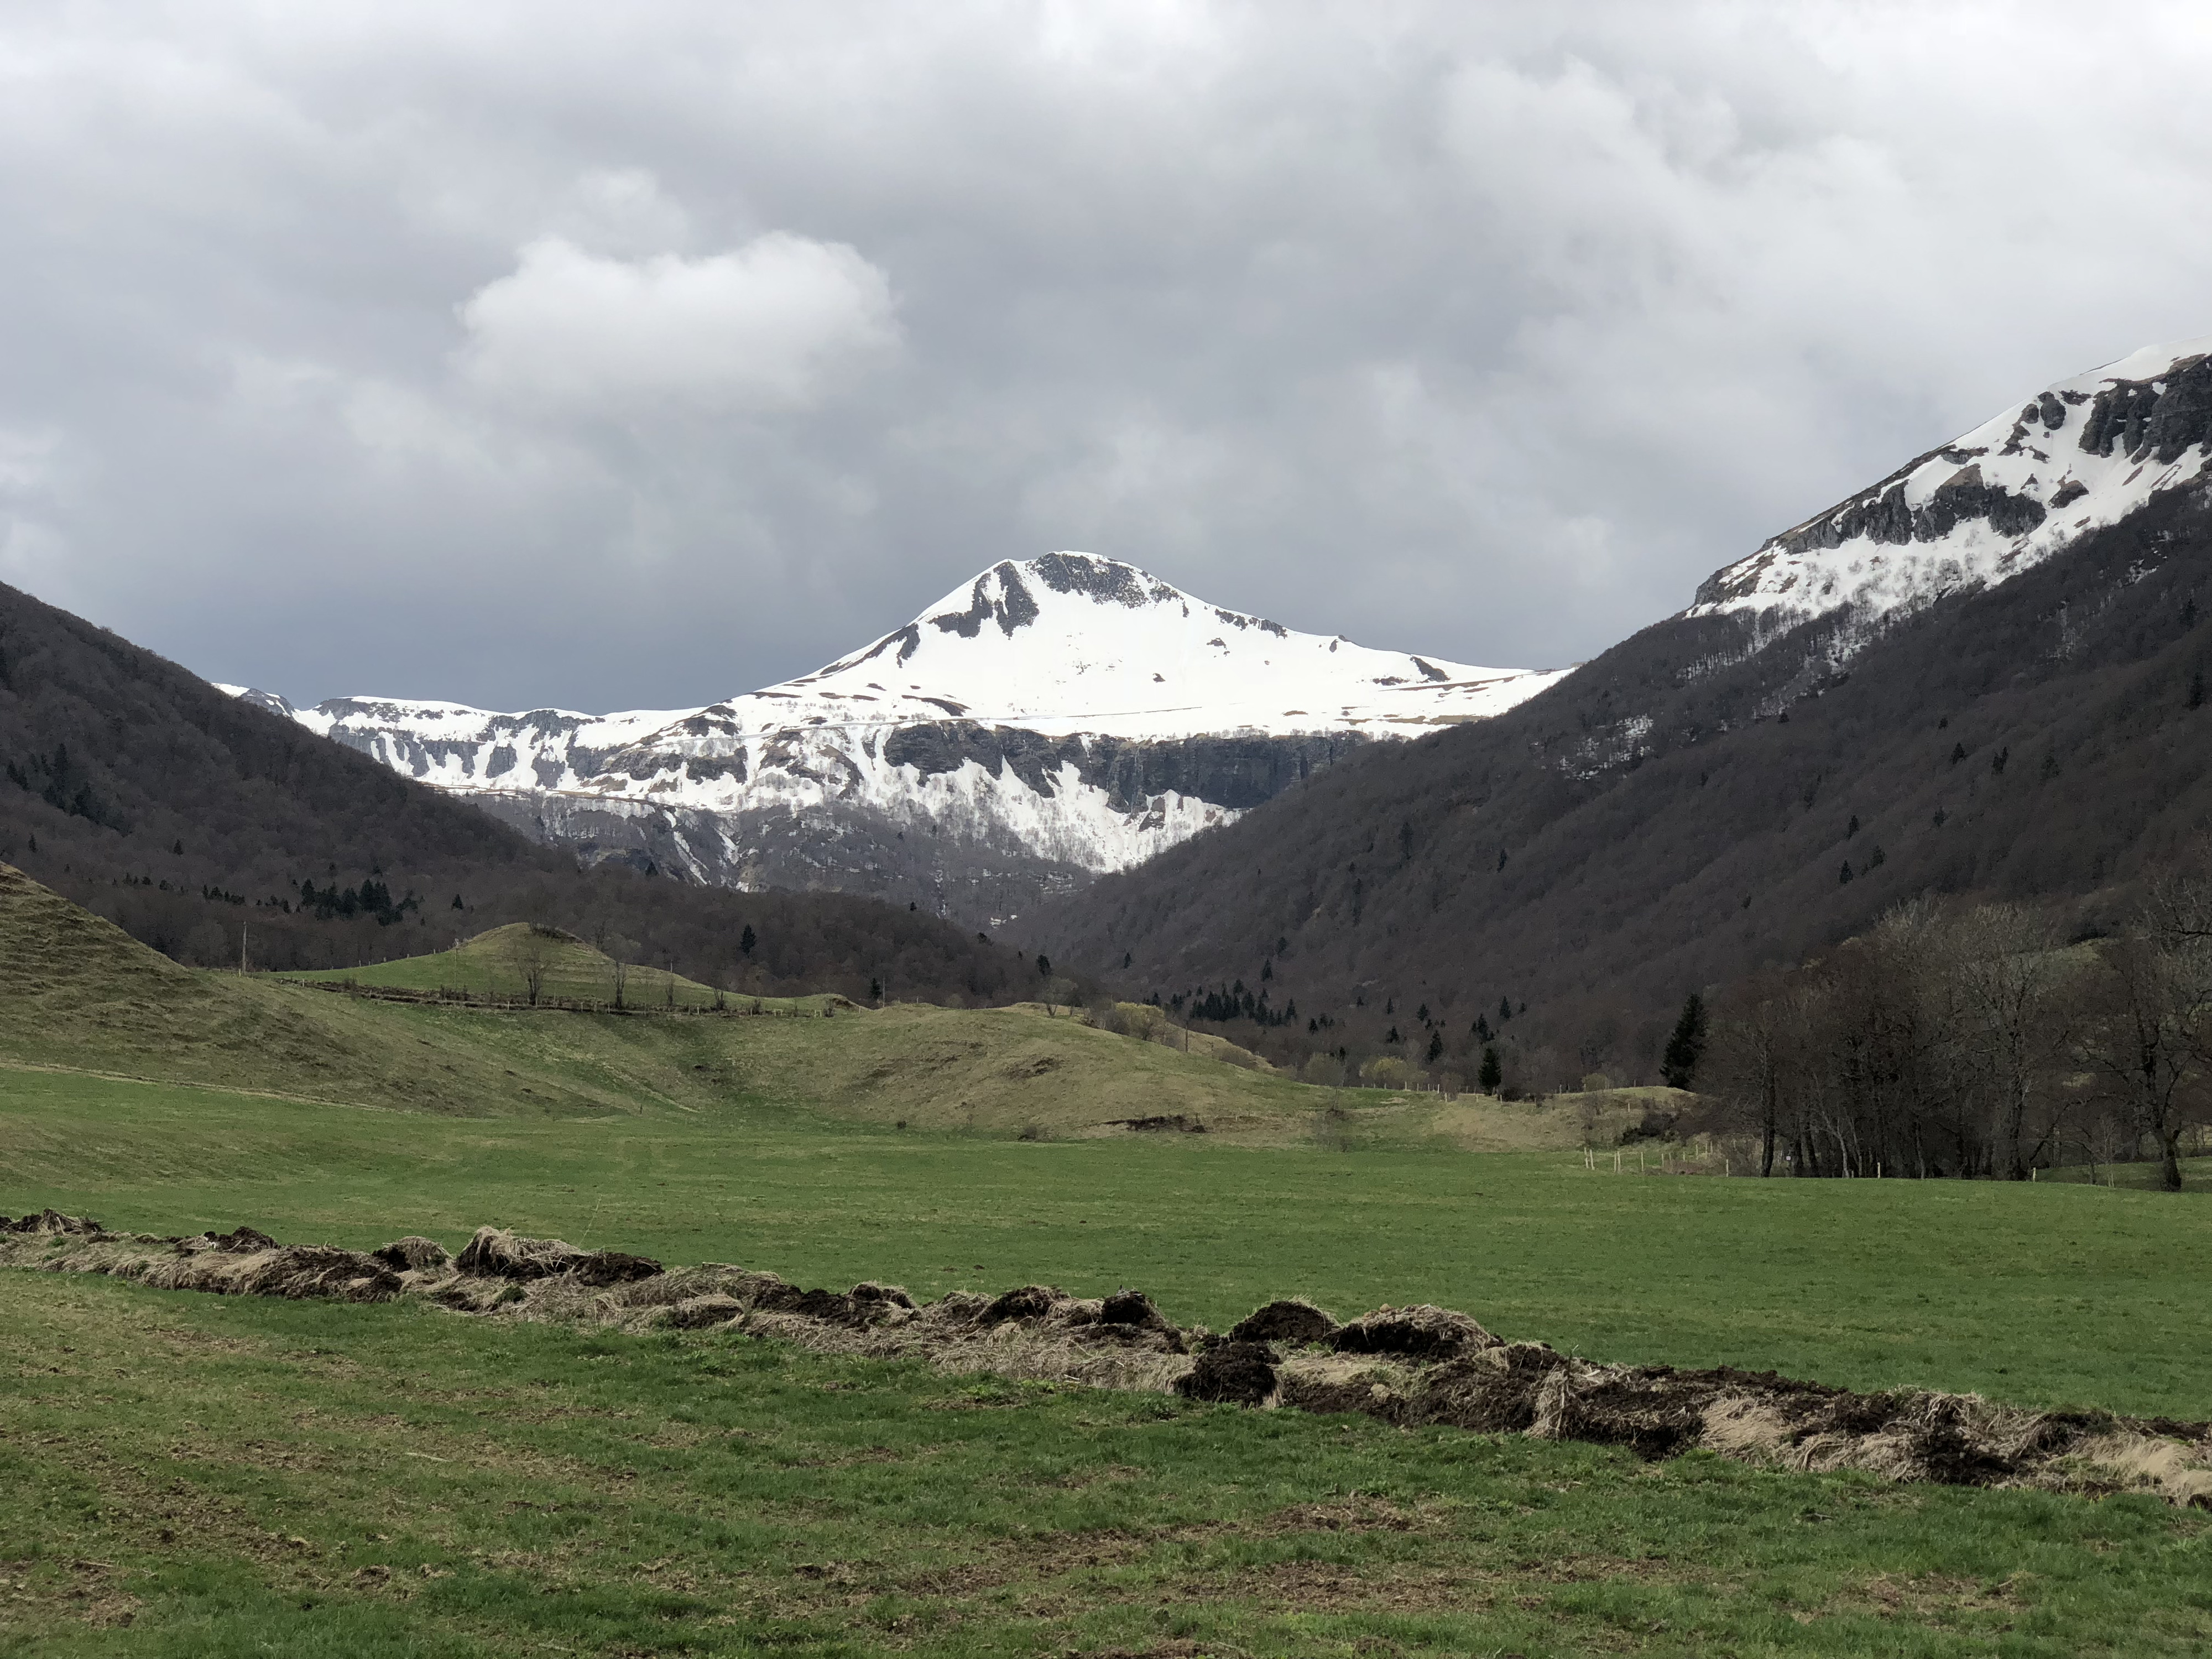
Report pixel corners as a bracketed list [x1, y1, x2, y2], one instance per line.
[243, 555, 1561, 922]
[1691, 336, 2212, 626]
[732, 552, 1557, 740]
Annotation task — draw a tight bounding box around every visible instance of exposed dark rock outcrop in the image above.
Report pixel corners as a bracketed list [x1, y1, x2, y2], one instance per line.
[879, 723, 1366, 815]
[2079, 355, 2212, 463]
[930, 562, 1039, 639]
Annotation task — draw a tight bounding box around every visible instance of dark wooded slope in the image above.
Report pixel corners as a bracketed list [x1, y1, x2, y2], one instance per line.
[1030, 488, 2212, 1084]
[0, 581, 1018, 1004]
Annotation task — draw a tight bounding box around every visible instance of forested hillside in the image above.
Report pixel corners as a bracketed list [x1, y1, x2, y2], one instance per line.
[1031, 486, 2212, 1093]
[0, 581, 1021, 1005]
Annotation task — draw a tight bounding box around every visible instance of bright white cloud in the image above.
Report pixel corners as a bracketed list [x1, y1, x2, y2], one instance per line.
[457, 233, 898, 415]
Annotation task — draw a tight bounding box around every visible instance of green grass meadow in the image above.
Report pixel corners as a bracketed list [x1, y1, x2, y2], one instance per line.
[7, 870, 2212, 1654]
[280, 922, 836, 1015]
[8, 1267, 2210, 1659]
[4, 1066, 2210, 1418]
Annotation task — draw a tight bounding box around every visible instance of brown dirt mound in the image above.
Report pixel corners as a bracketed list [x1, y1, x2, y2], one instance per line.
[753, 1283, 871, 1323]
[206, 1226, 279, 1253]
[453, 1227, 585, 1279]
[1275, 1354, 1404, 1417]
[372, 1236, 451, 1271]
[977, 1284, 1067, 1324]
[9, 1208, 2210, 1506]
[2, 1208, 105, 1235]
[1099, 1289, 1173, 1331]
[452, 1227, 661, 1285]
[1177, 1340, 1279, 1406]
[127, 1235, 403, 1301]
[1230, 1298, 1340, 1346]
[665, 1294, 748, 1329]
[1332, 1304, 1496, 1361]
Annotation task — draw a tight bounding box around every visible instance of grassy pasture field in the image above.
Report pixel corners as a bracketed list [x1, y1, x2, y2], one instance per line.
[6, 863, 2212, 1653]
[5, 1075, 2212, 1659]
[4, 1068, 2211, 1418]
[7, 1269, 2210, 1659]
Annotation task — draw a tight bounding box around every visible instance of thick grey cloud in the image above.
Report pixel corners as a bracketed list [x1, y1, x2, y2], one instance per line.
[2, 2, 2208, 712]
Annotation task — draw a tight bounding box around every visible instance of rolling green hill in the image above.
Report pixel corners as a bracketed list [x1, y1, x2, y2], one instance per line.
[280, 921, 842, 1014]
[4, 862, 1437, 1141]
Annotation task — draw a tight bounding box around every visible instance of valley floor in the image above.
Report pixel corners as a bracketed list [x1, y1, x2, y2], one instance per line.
[5, 1065, 2212, 1653]
[7, 1268, 2210, 1659]
[4, 1066, 2209, 1416]
[6, 886, 2211, 1655]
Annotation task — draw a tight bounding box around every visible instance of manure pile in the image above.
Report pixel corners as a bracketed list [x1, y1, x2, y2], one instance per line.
[7, 1207, 2208, 1506]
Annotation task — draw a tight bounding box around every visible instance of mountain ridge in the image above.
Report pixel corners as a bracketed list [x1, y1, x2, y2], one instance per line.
[1024, 335, 2212, 1091]
[230, 552, 1564, 922]
[1690, 333, 2212, 630]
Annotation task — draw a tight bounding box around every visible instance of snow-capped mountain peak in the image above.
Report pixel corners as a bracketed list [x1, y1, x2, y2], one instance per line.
[227, 552, 1562, 921]
[1689, 335, 2212, 626]
[750, 551, 1557, 740]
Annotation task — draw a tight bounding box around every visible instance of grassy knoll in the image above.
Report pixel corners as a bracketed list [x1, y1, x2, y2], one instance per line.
[280, 922, 835, 1014]
[4, 1272, 2209, 1657]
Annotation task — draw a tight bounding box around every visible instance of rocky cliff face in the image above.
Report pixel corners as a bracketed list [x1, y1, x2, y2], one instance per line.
[234, 554, 1560, 924]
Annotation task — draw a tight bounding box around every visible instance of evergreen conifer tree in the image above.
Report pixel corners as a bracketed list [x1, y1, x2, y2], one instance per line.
[1661, 993, 1707, 1090]
[1478, 1046, 1502, 1094]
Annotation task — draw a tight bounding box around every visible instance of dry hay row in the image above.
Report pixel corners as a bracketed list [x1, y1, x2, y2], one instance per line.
[6, 1207, 2208, 1507]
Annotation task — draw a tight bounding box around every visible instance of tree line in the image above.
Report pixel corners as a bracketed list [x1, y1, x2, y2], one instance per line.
[1703, 879, 2212, 1188]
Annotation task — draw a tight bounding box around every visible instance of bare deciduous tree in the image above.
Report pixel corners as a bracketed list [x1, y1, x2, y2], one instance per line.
[1710, 900, 2104, 1182]
[509, 925, 556, 1007]
[2077, 933, 2205, 1192]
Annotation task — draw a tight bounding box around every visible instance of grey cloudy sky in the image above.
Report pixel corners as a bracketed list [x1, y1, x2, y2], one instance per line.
[3, 2, 2209, 713]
